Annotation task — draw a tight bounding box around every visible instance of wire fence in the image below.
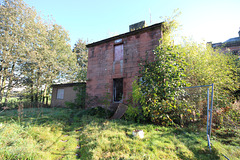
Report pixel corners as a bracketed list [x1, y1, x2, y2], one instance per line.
[175, 83, 240, 153]
[175, 85, 211, 127]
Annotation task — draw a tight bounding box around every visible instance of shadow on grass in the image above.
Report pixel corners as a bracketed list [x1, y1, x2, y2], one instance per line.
[0, 108, 224, 159]
[170, 129, 220, 160]
[43, 135, 62, 151]
[75, 117, 222, 160]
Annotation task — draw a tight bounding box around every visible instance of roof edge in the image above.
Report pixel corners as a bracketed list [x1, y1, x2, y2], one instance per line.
[86, 22, 163, 48]
[51, 82, 86, 88]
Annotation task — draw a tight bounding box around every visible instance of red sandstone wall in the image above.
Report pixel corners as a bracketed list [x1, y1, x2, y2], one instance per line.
[86, 27, 162, 106]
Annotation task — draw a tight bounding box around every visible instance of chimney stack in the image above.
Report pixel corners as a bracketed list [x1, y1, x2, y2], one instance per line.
[129, 21, 146, 32]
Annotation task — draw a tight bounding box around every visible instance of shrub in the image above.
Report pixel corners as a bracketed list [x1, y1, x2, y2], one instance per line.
[134, 13, 239, 128]
[137, 36, 187, 125]
[65, 84, 86, 109]
[76, 106, 114, 119]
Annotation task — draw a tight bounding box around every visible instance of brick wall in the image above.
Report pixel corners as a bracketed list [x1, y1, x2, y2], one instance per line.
[86, 23, 162, 107]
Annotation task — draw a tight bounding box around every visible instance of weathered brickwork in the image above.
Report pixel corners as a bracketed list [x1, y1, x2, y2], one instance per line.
[86, 23, 163, 106]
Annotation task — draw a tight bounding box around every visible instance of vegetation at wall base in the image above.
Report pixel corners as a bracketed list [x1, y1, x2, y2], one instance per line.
[0, 107, 239, 160]
[65, 84, 86, 109]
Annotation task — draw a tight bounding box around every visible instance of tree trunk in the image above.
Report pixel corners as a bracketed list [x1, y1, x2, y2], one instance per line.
[35, 93, 38, 102]
[1, 77, 6, 104]
[0, 76, 3, 103]
[31, 84, 34, 103]
[5, 64, 15, 104]
[46, 96, 48, 106]
[0, 68, 7, 103]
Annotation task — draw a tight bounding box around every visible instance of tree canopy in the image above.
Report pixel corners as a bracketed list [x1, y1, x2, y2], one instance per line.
[72, 39, 88, 82]
[0, 0, 82, 104]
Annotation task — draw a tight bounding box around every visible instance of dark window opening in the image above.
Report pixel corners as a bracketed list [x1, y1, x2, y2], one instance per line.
[113, 78, 123, 102]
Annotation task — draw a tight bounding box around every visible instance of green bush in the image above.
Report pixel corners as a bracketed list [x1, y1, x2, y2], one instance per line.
[137, 37, 187, 125]
[133, 14, 239, 128]
[124, 103, 145, 123]
[124, 81, 148, 123]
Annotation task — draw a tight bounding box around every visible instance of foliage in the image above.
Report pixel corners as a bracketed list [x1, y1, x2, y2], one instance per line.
[176, 42, 239, 128]
[124, 81, 147, 123]
[65, 83, 86, 109]
[212, 102, 240, 130]
[75, 106, 114, 119]
[72, 39, 88, 81]
[0, 0, 32, 103]
[0, 0, 79, 105]
[137, 18, 187, 125]
[183, 42, 239, 104]
[134, 12, 239, 128]
[124, 104, 145, 123]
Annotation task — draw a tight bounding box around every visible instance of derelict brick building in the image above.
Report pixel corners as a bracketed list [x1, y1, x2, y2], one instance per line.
[86, 21, 163, 106]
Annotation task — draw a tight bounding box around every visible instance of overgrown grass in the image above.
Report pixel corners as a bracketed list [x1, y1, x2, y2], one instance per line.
[77, 116, 239, 160]
[0, 107, 239, 159]
[0, 108, 79, 159]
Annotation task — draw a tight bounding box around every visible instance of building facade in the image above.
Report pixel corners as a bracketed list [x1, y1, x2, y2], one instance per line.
[51, 82, 86, 107]
[86, 21, 163, 107]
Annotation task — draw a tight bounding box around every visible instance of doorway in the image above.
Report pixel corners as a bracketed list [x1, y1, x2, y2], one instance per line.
[113, 78, 123, 102]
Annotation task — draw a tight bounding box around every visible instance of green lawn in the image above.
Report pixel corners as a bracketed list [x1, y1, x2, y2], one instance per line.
[0, 107, 239, 160]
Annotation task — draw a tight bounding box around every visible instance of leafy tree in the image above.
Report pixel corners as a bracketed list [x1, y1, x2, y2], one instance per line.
[133, 12, 239, 126]
[21, 21, 74, 104]
[138, 25, 187, 125]
[183, 42, 238, 103]
[0, 0, 34, 103]
[0, 0, 78, 105]
[182, 43, 239, 128]
[72, 39, 88, 81]
[64, 40, 88, 109]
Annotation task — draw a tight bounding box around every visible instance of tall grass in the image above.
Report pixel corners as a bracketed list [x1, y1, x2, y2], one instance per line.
[77, 116, 240, 160]
[0, 107, 79, 160]
[0, 107, 239, 160]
